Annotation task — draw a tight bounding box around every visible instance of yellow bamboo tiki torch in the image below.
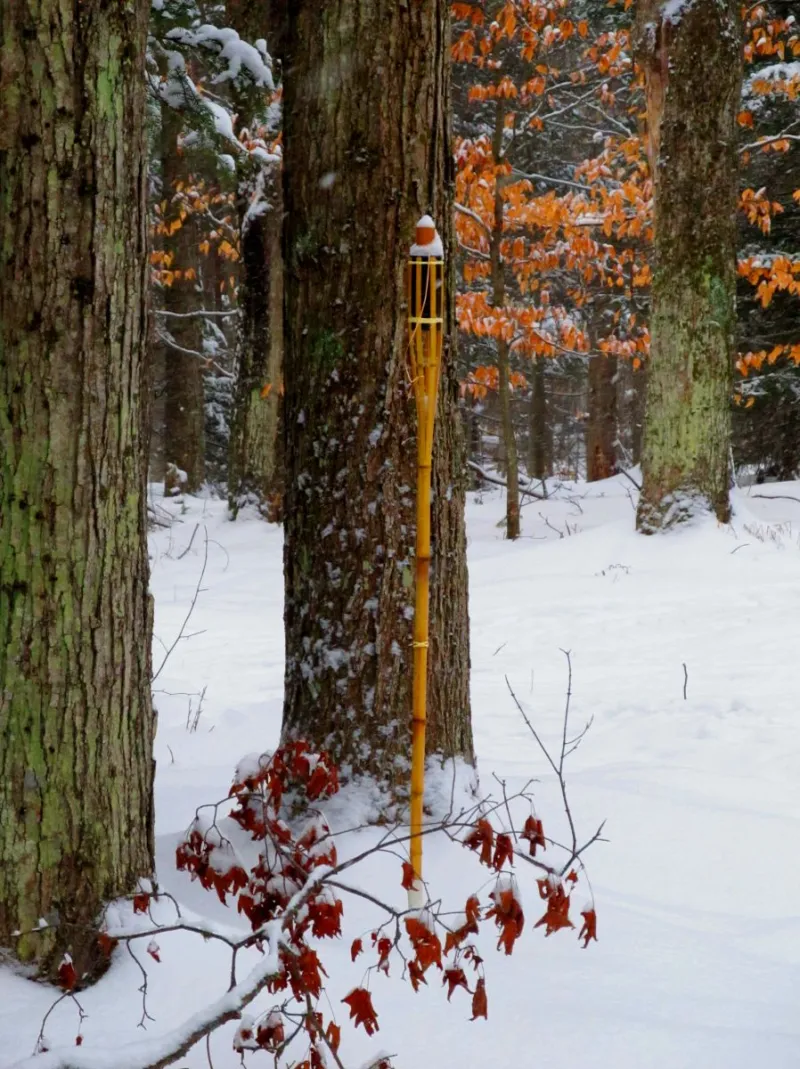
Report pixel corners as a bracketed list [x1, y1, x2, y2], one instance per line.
[406, 215, 445, 907]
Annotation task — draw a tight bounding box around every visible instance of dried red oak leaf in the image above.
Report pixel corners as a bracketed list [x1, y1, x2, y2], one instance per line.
[405, 916, 443, 971]
[256, 1017, 285, 1051]
[579, 908, 597, 948]
[308, 896, 343, 939]
[444, 895, 481, 956]
[464, 818, 494, 867]
[408, 959, 428, 992]
[534, 884, 574, 936]
[351, 937, 363, 962]
[492, 832, 515, 871]
[342, 988, 380, 1036]
[486, 887, 524, 955]
[443, 967, 471, 1001]
[376, 935, 393, 974]
[471, 977, 488, 1020]
[97, 932, 118, 958]
[401, 861, 416, 891]
[521, 815, 546, 856]
[325, 1022, 341, 1053]
[132, 892, 151, 914]
[57, 955, 77, 992]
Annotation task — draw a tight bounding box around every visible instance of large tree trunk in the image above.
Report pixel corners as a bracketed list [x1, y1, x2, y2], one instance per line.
[281, 0, 473, 794]
[528, 356, 550, 480]
[490, 100, 520, 539]
[227, 0, 284, 517]
[159, 107, 206, 496]
[586, 355, 618, 481]
[0, 0, 155, 977]
[634, 0, 742, 532]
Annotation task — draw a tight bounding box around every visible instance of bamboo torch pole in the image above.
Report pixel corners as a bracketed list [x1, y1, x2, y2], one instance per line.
[406, 215, 444, 908]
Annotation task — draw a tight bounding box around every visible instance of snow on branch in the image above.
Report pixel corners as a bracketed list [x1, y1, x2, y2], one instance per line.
[11, 930, 282, 1069]
[19, 720, 603, 1069]
[165, 26, 274, 91]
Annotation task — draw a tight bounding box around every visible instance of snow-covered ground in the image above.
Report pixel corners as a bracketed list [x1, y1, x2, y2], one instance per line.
[4, 476, 800, 1067]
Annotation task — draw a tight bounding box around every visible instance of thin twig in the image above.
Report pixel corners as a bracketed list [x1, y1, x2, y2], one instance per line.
[152, 528, 209, 683]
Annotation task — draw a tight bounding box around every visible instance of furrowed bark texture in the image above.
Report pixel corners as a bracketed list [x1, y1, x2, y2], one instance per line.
[634, 0, 742, 531]
[528, 356, 550, 480]
[0, 0, 155, 974]
[282, 0, 473, 792]
[587, 355, 617, 482]
[227, 0, 283, 516]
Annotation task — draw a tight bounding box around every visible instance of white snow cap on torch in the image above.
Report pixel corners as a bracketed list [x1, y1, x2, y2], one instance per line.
[410, 214, 444, 258]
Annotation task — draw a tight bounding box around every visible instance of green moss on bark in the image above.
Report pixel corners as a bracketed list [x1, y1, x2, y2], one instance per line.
[0, 0, 155, 978]
[634, 0, 742, 532]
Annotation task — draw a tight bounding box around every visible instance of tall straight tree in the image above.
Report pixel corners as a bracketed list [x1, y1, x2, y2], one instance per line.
[227, 0, 284, 516]
[634, 0, 742, 531]
[281, 0, 473, 793]
[0, 0, 155, 975]
[158, 102, 206, 496]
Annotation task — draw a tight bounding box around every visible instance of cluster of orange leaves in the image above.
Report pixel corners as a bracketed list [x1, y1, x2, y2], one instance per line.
[453, 0, 800, 397]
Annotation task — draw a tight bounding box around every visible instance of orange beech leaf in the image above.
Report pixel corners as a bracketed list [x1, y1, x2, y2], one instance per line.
[342, 988, 379, 1036]
[471, 977, 488, 1020]
[579, 908, 598, 948]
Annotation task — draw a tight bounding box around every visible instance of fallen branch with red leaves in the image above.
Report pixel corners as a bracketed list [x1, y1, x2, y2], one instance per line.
[16, 665, 603, 1069]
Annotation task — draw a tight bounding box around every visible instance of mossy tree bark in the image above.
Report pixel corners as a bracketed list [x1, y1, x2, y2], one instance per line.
[586, 355, 618, 481]
[0, 0, 155, 977]
[634, 0, 742, 532]
[227, 0, 284, 516]
[281, 0, 473, 794]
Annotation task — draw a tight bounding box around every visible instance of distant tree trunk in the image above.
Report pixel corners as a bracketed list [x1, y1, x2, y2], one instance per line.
[227, 0, 284, 516]
[634, 0, 742, 531]
[586, 355, 618, 481]
[0, 0, 155, 977]
[490, 100, 520, 539]
[528, 357, 550, 480]
[159, 107, 206, 496]
[281, 0, 473, 792]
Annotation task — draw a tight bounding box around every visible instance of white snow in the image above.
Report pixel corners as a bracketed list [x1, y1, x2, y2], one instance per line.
[410, 216, 444, 258]
[165, 26, 274, 90]
[3, 477, 800, 1066]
